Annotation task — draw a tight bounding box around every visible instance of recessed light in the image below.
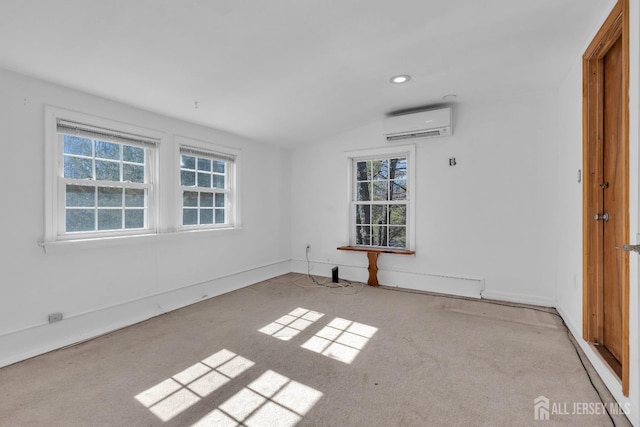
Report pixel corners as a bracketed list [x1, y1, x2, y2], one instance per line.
[442, 94, 457, 101]
[390, 75, 411, 84]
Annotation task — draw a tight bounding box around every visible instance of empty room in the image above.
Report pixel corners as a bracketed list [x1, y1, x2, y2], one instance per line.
[0, 0, 639, 426]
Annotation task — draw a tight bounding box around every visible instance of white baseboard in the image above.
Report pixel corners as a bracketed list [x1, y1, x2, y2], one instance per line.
[378, 270, 482, 299]
[290, 259, 483, 299]
[480, 290, 556, 307]
[556, 306, 638, 427]
[293, 259, 561, 307]
[0, 260, 291, 369]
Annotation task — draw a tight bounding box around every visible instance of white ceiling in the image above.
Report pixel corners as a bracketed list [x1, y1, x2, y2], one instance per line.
[0, 0, 612, 147]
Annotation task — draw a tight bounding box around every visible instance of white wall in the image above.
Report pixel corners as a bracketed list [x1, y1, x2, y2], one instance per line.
[554, 56, 584, 326]
[0, 68, 292, 367]
[290, 91, 559, 306]
[555, 1, 639, 425]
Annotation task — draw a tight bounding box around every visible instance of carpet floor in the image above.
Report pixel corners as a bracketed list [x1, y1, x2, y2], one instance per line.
[0, 273, 631, 426]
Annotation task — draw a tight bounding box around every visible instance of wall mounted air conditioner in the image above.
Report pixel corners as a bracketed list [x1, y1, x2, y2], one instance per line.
[383, 107, 452, 142]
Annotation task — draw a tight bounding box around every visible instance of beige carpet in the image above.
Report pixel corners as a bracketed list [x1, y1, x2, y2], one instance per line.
[0, 273, 630, 426]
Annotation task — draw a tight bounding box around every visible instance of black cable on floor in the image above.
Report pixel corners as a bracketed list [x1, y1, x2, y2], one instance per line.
[299, 261, 622, 425]
[461, 302, 617, 426]
[302, 249, 364, 294]
[478, 300, 617, 426]
[559, 319, 617, 427]
[380, 286, 619, 426]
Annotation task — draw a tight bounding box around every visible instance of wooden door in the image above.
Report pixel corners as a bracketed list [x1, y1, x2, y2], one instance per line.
[583, 0, 629, 395]
[601, 36, 623, 364]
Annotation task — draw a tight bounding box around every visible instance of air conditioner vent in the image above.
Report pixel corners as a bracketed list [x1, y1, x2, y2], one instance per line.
[386, 129, 446, 142]
[383, 107, 452, 142]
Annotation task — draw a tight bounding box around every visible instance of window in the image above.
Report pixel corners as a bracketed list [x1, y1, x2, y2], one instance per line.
[348, 146, 414, 250]
[179, 143, 237, 229]
[44, 107, 241, 247]
[51, 117, 159, 240]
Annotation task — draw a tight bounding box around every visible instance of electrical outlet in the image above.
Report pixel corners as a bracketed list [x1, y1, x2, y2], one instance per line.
[48, 312, 63, 323]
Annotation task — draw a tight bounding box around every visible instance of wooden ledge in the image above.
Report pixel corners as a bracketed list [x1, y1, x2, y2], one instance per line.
[337, 246, 415, 286]
[337, 246, 415, 255]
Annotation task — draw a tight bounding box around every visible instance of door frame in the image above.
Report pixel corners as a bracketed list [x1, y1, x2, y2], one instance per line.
[582, 0, 629, 395]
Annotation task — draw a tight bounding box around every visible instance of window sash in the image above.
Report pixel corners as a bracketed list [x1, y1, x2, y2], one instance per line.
[352, 202, 408, 226]
[57, 181, 152, 236]
[61, 178, 150, 190]
[353, 200, 406, 205]
[180, 192, 228, 227]
[354, 226, 407, 248]
[350, 155, 409, 249]
[56, 131, 156, 238]
[179, 145, 235, 229]
[180, 187, 229, 227]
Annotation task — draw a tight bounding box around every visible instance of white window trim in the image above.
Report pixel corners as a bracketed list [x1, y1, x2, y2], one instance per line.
[44, 106, 164, 244]
[345, 145, 416, 251]
[174, 135, 241, 231]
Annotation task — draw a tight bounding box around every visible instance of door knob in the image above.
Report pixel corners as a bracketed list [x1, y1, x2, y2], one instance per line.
[594, 213, 609, 221]
[622, 245, 640, 254]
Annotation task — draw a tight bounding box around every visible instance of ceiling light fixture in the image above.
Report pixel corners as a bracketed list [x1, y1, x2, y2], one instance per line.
[390, 75, 411, 84]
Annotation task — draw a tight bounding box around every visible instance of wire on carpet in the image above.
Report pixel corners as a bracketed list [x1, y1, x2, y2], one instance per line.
[300, 248, 618, 425]
[297, 248, 364, 295]
[476, 300, 617, 426]
[382, 286, 619, 426]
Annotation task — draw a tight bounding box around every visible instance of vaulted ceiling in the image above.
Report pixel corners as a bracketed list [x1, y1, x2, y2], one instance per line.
[0, 0, 613, 146]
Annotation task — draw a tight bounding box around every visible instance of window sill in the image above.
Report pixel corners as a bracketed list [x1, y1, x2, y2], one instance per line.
[337, 245, 415, 255]
[157, 226, 242, 242]
[40, 227, 243, 253]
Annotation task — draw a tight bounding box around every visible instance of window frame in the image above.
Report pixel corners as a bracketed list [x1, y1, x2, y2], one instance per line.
[44, 106, 162, 243]
[346, 145, 416, 251]
[175, 136, 241, 231]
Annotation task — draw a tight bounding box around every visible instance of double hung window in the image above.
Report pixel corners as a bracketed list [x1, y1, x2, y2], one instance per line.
[179, 145, 236, 228]
[55, 119, 158, 239]
[349, 146, 414, 250]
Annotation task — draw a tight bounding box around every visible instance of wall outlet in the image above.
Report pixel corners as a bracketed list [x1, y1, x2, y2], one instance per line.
[48, 312, 63, 323]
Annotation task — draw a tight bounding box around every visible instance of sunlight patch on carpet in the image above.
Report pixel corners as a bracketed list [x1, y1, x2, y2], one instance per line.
[301, 317, 378, 364]
[258, 307, 325, 341]
[135, 349, 255, 421]
[193, 369, 323, 427]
